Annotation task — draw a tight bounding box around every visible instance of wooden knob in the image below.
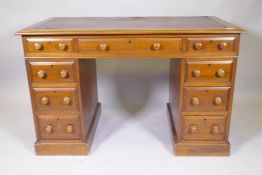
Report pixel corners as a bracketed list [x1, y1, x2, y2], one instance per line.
[66, 125, 74, 133]
[34, 43, 43, 50]
[190, 125, 197, 134]
[211, 126, 219, 134]
[60, 70, 69, 78]
[99, 43, 108, 51]
[151, 43, 161, 51]
[63, 97, 71, 105]
[194, 42, 203, 50]
[58, 43, 68, 51]
[217, 69, 225, 77]
[191, 97, 200, 106]
[218, 42, 228, 50]
[193, 69, 201, 77]
[41, 97, 49, 105]
[37, 70, 46, 78]
[45, 125, 53, 134]
[214, 97, 222, 105]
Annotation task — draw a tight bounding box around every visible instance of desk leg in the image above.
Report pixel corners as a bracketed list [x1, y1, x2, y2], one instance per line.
[32, 59, 101, 155]
[168, 58, 232, 156]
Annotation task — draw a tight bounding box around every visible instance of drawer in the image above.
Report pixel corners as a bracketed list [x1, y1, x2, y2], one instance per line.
[38, 114, 81, 140]
[78, 38, 182, 52]
[185, 59, 233, 84]
[182, 115, 226, 141]
[187, 37, 236, 53]
[33, 88, 78, 112]
[184, 87, 229, 112]
[28, 60, 76, 83]
[25, 38, 74, 53]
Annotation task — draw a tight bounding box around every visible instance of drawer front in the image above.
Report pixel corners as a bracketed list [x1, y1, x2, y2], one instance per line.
[25, 38, 74, 53]
[185, 60, 233, 84]
[29, 61, 76, 83]
[33, 88, 78, 112]
[78, 38, 182, 52]
[182, 115, 226, 141]
[38, 115, 81, 140]
[187, 37, 236, 53]
[184, 87, 229, 112]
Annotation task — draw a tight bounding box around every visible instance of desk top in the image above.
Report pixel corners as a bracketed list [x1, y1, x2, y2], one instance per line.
[16, 16, 245, 35]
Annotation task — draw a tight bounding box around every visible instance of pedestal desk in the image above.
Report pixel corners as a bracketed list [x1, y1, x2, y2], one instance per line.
[16, 17, 245, 156]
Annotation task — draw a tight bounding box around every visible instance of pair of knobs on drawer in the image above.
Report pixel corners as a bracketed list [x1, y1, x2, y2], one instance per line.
[41, 96, 71, 105]
[45, 124, 74, 134]
[34, 43, 68, 51]
[193, 42, 228, 50]
[191, 96, 223, 106]
[98, 43, 161, 51]
[37, 70, 69, 79]
[189, 125, 219, 134]
[193, 69, 225, 77]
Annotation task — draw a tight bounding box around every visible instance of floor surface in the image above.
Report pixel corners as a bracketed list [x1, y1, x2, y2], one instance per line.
[0, 80, 262, 175]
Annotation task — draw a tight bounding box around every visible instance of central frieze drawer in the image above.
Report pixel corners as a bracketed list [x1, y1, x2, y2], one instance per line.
[78, 38, 182, 52]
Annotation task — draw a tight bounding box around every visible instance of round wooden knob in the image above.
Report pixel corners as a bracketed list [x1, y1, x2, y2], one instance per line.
[58, 43, 68, 51]
[211, 126, 219, 134]
[45, 125, 53, 134]
[218, 42, 228, 50]
[217, 68, 225, 77]
[60, 70, 69, 78]
[151, 43, 161, 51]
[66, 125, 74, 133]
[191, 97, 200, 106]
[37, 70, 46, 78]
[190, 125, 197, 134]
[63, 97, 71, 105]
[34, 43, 43, 50]
[41, 97, 49, 105]
[99, 43, 108, 51]
[194, 42, 203, 50]
[193, 69, 201, 77]
[214, 97, 222, 105]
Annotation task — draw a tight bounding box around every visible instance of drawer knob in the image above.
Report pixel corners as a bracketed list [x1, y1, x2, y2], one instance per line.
[217, 68, 225, 77]
[99, 43, 108, 51]
[193, 69, 201, 77]
[193, 42, 203, 50]
[151, 43, 161, 51]
[41, 97, 49, 105]
[191, 97, 200, 106]
[58, 43, 68, 51]
[214, 97, 223, 105]
[60, 70, 69, 78]
[45, 125, 53, 134]
[211, 126, 219, 134]
[218, 42, 228, 50]
[34, 43, 43, 50]
[37, 70, 46, 78]
[190, 125, 197, 134]
[63, 97, 71, 105]
[66, 125, 74, 133]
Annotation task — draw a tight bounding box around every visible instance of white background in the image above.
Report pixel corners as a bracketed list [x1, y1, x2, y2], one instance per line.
[0, 0, 262, 175]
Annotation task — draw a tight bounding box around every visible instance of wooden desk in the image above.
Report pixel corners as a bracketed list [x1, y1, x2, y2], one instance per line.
[16, 17, 245, 156]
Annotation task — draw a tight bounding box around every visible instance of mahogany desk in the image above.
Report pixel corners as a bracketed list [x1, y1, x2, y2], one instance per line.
[16, 17, 245, 156]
